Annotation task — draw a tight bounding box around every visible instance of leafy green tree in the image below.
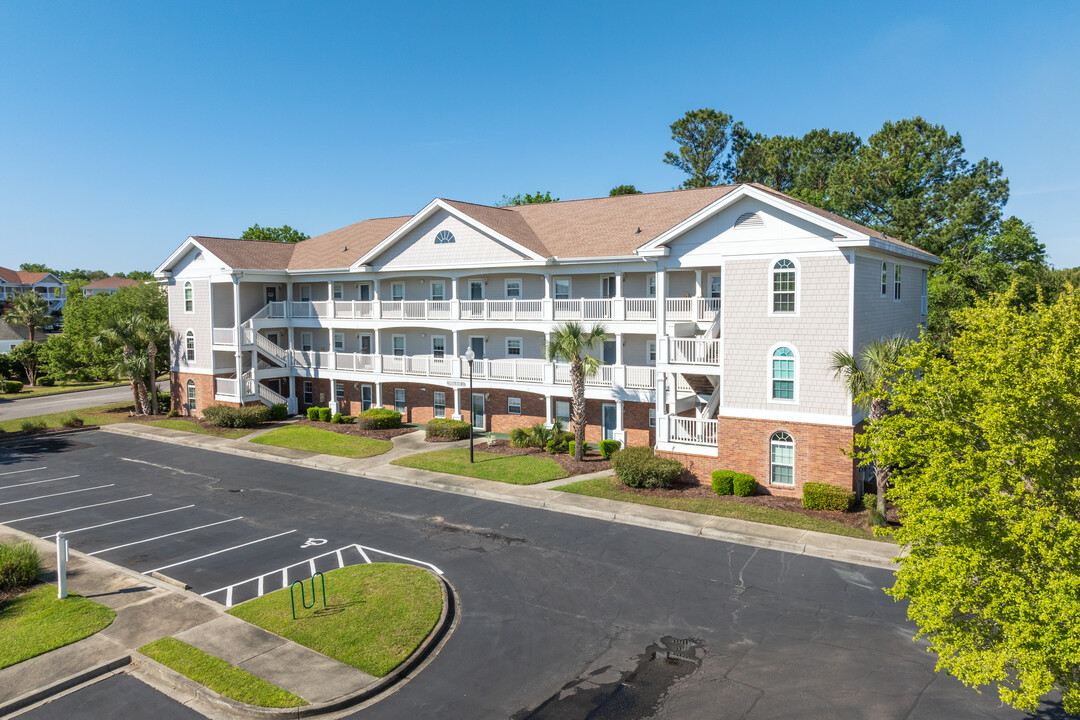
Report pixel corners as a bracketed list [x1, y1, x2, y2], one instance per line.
[545, 322, 607, 461]
[866, 289, 1080, 713]
[829, 335, 909, 515]
[120, 270, 154, 282]
[609, 185, 642, 196]
[94, 310, 169, 415]
[58, 284, 168, 381]
[1042, 265, 1080, 300]
[9, 341, 44, 386]
[827, 117, 1009, 256]
[241, 224, 309, 243]
[5, 291, 51, 343]
[498, 191, 559, 206]
[663, 108, 734, 188]
[18, 262, 59, 276]
[40, 333, 83, 381]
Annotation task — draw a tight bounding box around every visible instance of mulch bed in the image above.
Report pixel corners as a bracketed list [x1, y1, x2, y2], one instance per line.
[293, 419, 415, 441]
[479, 439, 612, 476]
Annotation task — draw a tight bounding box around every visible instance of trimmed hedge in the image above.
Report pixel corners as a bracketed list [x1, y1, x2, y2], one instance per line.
[598, 439, 621, 459]
[37, 376, 55, 387]
[202, 404, 271, 428]
[711, 470, 755, 496]
[509, 427, 530, 448]
[567, 440, 590, 457]
[427, 418, 470, 440]
[269, 404, 288, 421]
[318, 407, 331, 423]
[802, 482, 856, 511]
[306, 407, 320, 421]
[611, 446, 682, 489]
[331, 412, 344, 424]
[355, 408, 402, 430]
[2, 380, 23, 394]
[166, 409, 180, 418]
[733, 474, 757, 497]
[545, 431, 574, 455]
[0, 541, 41, 592]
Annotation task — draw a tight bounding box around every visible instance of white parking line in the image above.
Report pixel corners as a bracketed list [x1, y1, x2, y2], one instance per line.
[143, 530, 297, 575]
[0, 474, 80, 491]
[40, 505, 197, 539]
[0, 467, 46, 476]
[86, 516, 245, 556]
[1, 494, 153, 524]
[0, 484, 114, 507]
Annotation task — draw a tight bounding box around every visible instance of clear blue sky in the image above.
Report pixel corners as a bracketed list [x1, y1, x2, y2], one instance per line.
[1, 1, 1077, 272]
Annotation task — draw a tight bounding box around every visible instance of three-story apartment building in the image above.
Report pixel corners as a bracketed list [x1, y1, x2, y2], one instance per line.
[156, 184, 937, 496]
[0, 266, 68, 315]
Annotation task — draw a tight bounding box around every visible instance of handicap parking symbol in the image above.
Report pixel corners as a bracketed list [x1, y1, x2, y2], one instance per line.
[301, 538, 327, 549]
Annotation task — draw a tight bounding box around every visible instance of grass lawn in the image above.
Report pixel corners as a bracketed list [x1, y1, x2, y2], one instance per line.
[144, 418, 252, 439]
[227, 563, 442, 678]
[249, 425, 391, 458]
[139, 637, 306, 708]
[0, 401, 138, 433]
[391, 448, 567, 484]
[557, 477, 885, 541]
[0, 380, 125, 400]
[0, 586, 116, 669]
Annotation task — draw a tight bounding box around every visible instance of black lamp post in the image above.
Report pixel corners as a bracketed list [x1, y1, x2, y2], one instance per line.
[464, 346, 475, 463]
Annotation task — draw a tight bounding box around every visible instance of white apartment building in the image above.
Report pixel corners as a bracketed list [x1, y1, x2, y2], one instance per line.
[156, 184, 937, 495]
[0, 267, 67, 314]
[81, 275, 139, 296]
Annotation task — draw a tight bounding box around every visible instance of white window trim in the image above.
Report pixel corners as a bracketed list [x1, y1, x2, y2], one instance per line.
[183, 281, 194, 313]
[768, 257, 799, 317]
[647, 340, 657, 365]
[894, 264, 902, 302]
[333, 283, 343, 301]
[303, 380, 313, 404]
[505, 336, 523, 357]
[392, 334, 406, 356]
[555, 400, 571, 424]
[880, 262, 888, 298]
[335, 381, 345, 399]
[299, 284, 312, 302]
[186, 379, 196, 411]
[185, 329, 196, 363]
[766, 342, 798, 405]
[468, 280, 485, 300]
[431, 335, 446, 358]
[433, 390, 446, 418]
[333, 332, 345, 352]
[770, 431, 796, 486]
[508, 396, 521, 415]
[553, 276, 571, 300]
[391, 282, 405, 302]
[504, 278, 522, 299]
[430, 280, 446, 301]
[648, 407, 656, 427]
[646, 275, 656, 298]
[394, 387, 406, 412]
[707, 272, 722, 298]
[300, 332, 313, 352]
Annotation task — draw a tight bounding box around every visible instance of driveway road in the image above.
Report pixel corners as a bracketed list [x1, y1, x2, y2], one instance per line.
[0, 385, 134, 421]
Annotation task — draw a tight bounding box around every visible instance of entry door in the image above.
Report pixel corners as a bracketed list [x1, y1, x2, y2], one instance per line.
[470, 336, 485, 360]
[265, 286, 278, 304]
[602, 403, 617, 441]
[472, 393, 485, 430]
[359, 334, 373, 355]
[358, 283, 372, 302]
[603, 340, 616, 365]
[360, 385, 373, 412]
[469, 281, 484, 300]
[267, 332, 279, 346]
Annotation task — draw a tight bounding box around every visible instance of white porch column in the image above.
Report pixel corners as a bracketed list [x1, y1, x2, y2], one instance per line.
[615, 332, 623, 365]
[545, 395, 553, 427]
[694, 269, 703, 297]
[543, 273, 553, 321]
[613, 398, 627, 444]
[232, 275, 244, 405]
[452, 330, 459, 356]
[286, 281, 293, 318]
[452, 387, 462, 420]
[327, 282, 335, 318]
[373, 329, 382, 355]
[613, 271, 625, 321]
[655, 371, 668, 443]
[375, 382, 383, 408]
[655, 269, 667, 364]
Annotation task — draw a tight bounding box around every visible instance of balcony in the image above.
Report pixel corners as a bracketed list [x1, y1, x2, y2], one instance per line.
[667, 416, 718, 447]
[667, 338, 723, 365]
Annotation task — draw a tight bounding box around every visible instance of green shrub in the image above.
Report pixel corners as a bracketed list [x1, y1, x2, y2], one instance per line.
[19, 417, 47, 434]
[318, 407, 331, 423]
[568, 440, 590, 456]
[166, 409, 180, 418]
[426, 418, 470, 440]
[611, 446, 682, 489]
[341, 415, 355, 424]
[509, 427, 530, 448]
[599, 439, 621, 459]
[158, 391, 171, 408]
[2, 380, 23, 394]
[331, 412, 344, 424]
[355, 408, 402, 430]
[711, 470, 734, 495]
[801, 482, 855, 511]
[545, 431, 573, 454]
[61, 412, 83, 428]
[202, 405, 271, 428]
[0, 541, 41, 592]
[37, 376, 55, 387]
[733, 474, 757, 497]
[269, 404, 288, 421]
[306, 407, 319, 421]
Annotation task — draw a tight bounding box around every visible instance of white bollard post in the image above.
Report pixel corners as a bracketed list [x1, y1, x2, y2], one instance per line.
[56, 531, 68, 599]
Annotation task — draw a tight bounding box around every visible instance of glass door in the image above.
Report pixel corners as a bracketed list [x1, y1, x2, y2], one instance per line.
[471, 393, 485, 430]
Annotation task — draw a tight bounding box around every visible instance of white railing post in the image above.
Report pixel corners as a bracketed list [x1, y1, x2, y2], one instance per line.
[56, 531, 68, 599]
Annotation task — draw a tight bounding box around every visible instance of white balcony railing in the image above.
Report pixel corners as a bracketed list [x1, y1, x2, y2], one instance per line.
[553, 299, 612, 321]
[215, 377, 238, 397]
[333, 301, 375, 319]
[665, 298, 721, 323]
[669, 338, 723, 365]
[626, 298, 656, 321]
[624, 365, 656, 389]
[553, 363, 614, 387]
[212, 328, 236, 345]
[668, 416, 718, 446]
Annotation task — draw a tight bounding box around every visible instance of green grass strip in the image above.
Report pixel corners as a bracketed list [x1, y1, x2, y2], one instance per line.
[557, 476, 887, 541]
[249, 425, 392, 458]
[139, 637, 306, 708]
[227, 563, 442, 678]
[0, 586, 116, 669]
[145, 418, 252, 439]
[0, 401, 135, 433]
[2, 381, 125, 400]
[390, 447, 567, 484]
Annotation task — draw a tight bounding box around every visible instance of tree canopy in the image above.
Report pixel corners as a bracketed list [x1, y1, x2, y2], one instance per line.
[662, 108, 734, 189]
[5, 291, 51, 343]
[609, 185, 642, 196]
[241, 224, 309, 243]
[865, 289, 1080, 713]
[498, 191, 559, 206]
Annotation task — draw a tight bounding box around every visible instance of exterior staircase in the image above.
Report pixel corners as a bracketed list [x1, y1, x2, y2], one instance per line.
[678, 303, 723, 419]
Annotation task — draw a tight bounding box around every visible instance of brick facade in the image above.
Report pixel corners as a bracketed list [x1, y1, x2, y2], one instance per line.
[170, 371, 239, 418]
[658, 415, 857, 496]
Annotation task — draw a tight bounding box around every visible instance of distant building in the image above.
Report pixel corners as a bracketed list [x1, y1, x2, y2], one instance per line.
[0, 266, 67, 314]
[0, 320, 29, 353]
[82, 275, 139, 296]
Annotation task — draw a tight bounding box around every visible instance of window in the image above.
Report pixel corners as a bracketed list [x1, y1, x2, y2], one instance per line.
[506, 337, 522, 357]
[921, 269, 928, 316]
[601, 276, 616, 299]
[770, 431, 795, 486]
[360, 385, 372, 411]
[392, 335, 405, 356]
[299, 285, 311, 302]
[894, 265, 902, 301]
[508, 397, 521, 415]
[186, 380, 196, 411]
[303, 381, 313, 404]
[554, 277, 571, 300]
[391, 282, 404, 301]
[647, 341, 657, 364]
[646, 275, 656, 298]
[430, 281, 445, 301]
[708, 273, 722, 298]
[648, 408, 656, 427]
[301, 332, 313, 352]
[183, 282, 193, 312]
[772, 259, 796, 313]
[771, 347, 795, 400]
[432, 335, 446, 358]
[433, 391, 446, 418]
[880, 262, 888, 297]
[394, 388, 405, 413]
[360, 333, 373, 354]
[434, 230, 455, 244]
[185, 330, 195, 362]
[555, 400, 571, 425]
[505, 278, 522, 299]
[333, 283, 343, 300]
[334, 332, 345, 351]
[335, 381, 344, 399]
[469, 280, 484, 300]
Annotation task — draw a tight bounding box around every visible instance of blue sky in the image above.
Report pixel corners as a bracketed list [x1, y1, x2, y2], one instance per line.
[1, 1, 1077, 272]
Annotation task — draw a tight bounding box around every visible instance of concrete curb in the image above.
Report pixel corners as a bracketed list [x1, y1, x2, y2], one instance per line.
[0, 656, 132, 717]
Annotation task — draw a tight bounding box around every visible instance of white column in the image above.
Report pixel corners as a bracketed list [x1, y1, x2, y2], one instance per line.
[615, 272, 623, 298]
[208, 282, 215, 338]
[614, 398, 626, 444]
[375, 382, 383, 408]
[327, 281, 335, 318]
[373, 329, 381, 355]
[655, 371, 667, 443]
[452, 387, 462, 420]
[232, 276, 244, 405]
[655, 269, 667, 365]
[694, 269, 703, 297]
[286, 281, 293, 318]
[545, 395, 553, 427]
[615, 332, 623, 365]
[452, 330, 459, 356]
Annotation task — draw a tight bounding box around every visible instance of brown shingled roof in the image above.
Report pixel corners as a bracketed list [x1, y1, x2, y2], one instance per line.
[192, 237, 298, 270]
[0, 267, 56, 284]
[82, 275, 139, 289]
[288, 216, 411, 270]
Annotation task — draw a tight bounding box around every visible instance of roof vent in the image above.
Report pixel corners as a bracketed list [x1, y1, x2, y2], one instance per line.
[734, 211, 764, 229]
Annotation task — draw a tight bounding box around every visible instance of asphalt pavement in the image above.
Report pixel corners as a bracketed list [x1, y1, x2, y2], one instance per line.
[0, 431, 1068, 719]
[0, 385, 135, 421]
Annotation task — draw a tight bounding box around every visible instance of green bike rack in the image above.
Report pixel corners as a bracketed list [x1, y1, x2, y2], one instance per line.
[290, 571, 327, 620]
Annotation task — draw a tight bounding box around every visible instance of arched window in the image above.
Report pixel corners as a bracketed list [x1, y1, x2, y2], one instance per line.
[772, 259, 795, 313]
[185, 330, 195, 362]
[770, 431, 794, 486]
[184, 281, 193, 313]
[186, 379, 196, 412]
[880, 262, 888, 297]
[771, 346, 795, 400]
[434, 230, 455, 244]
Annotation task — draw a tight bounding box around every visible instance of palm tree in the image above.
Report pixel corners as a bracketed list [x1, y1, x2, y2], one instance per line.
[830, 335, 909, 516]
[94, 311, 169, 415]
[6, 291, 51, 343]
[546, 321, 608, 461]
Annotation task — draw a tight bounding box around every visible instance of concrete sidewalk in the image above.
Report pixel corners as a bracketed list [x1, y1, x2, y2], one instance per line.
[101, 423, 900, 569]
[0, 526, 450, 719]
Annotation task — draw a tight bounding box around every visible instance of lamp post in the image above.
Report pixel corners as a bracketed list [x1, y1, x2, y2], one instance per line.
[464, 346, 475, 463]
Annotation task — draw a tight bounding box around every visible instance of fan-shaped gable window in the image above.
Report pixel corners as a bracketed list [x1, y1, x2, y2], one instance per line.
[772, 259, 796, 313]
[434, 230, 455, 244]
[770, 431, 794, 486]
[734, 211, 765, 229]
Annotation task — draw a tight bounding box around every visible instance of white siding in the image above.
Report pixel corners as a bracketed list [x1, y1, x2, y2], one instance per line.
[853, 254, 927, 352]
[375, 211, 529, 269]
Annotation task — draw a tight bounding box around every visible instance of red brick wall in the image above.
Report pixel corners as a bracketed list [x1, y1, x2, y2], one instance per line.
[170, 372, 238, 418]
[658, 415, 857, 496]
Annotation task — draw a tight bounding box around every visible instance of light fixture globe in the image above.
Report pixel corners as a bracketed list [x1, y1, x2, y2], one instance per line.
[464, 347, 475, 362]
